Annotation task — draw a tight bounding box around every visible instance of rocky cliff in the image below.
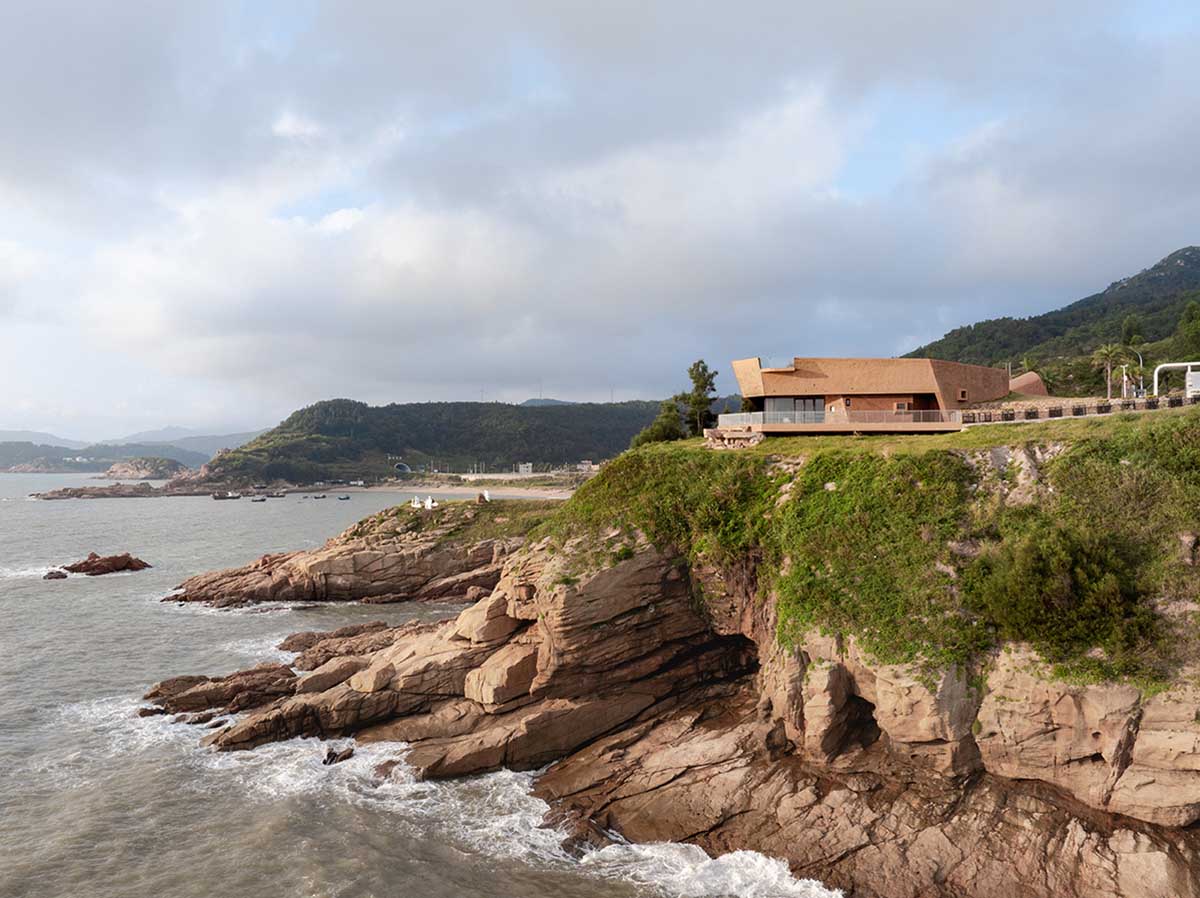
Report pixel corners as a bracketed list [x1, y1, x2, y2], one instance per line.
[166, 500, 556, 607]
[149, 410, 1200, 898]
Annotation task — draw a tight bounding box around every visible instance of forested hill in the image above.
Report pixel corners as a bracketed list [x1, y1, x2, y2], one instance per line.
[204, 398, 662, 482]
[907, 246, 1200, 365]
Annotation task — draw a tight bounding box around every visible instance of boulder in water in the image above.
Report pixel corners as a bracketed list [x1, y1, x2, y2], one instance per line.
[322, 746, 355, 766]
[43, 570, 68, 580]
[62, 552, 152, 576]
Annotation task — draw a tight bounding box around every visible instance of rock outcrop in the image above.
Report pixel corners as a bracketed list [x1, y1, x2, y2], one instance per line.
[167, 503, 530, 608]
[149, 528, 1200, 898]
[62, 552, 152, 575]
[101, 456, 188, 480]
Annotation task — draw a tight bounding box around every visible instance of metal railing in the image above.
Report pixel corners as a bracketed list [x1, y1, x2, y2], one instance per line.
[716, 409, 962, 427]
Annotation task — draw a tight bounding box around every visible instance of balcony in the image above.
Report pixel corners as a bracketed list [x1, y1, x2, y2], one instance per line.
[715, 409, 963, 433]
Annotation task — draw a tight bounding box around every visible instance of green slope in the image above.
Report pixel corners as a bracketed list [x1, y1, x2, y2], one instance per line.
[907, 247, 1200, 365]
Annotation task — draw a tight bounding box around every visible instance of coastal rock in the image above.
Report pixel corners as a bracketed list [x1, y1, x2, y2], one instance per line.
[144, 663, 296, 715]
[153, 531, 1200, 898]
[101, 457, 187, 481]
[42, 570, 67, 580]
[167, 503, 523, 607]
[62, 552, 152, 575]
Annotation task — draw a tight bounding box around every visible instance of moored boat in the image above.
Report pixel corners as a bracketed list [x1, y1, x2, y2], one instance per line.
[211, 491, 242, 500]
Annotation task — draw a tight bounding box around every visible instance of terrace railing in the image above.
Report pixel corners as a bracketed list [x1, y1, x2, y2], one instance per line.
[716, 409, 961, 428]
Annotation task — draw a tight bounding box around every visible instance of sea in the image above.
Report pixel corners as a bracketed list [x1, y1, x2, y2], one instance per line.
[0, 473, 839, 898]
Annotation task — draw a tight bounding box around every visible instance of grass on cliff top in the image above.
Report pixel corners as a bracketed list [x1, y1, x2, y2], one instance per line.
[343, 499, 559, 544]
[542, 406, 1200, 686]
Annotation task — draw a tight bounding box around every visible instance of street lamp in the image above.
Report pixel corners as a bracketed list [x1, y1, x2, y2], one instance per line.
[1119, 364, 1129, 399]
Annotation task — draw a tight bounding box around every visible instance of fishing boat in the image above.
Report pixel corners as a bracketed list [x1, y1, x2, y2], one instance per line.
[250, 495, 267, 503]
[267, 490, 287, 498]
[211, 491, 242, 500]
[337, 495, 350, 501]
[312, 494, 327, 500]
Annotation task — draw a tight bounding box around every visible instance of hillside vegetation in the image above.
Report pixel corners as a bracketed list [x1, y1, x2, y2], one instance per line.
[205, 398, 661, 483]
[543, 406, 1200, 688]
[908, 247, 1200, 392]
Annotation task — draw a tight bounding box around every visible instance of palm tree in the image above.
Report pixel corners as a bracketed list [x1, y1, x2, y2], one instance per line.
[1091, 344, 1126, 400]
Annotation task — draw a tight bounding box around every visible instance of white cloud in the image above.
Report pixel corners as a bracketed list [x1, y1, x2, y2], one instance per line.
[0, 1, 1197, 438]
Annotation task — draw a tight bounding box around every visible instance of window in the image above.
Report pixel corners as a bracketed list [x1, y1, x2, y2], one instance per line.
[958, 389, 968, 401]
[894, 401, 908, 411]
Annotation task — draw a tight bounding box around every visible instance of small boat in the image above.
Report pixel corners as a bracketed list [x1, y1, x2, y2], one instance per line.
[337, 495, 350, 501]
[250, 495, 267, 503]
[312, 494, 327, 500]
[267, 490, 287, 499]
[211, 491, 242, 500]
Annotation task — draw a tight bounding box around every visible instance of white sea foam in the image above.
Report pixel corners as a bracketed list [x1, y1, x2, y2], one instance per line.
[34, 698, 842, 897]
[0, 564, 64, 579]
[192, 737, 841, 897]
[220, 635, 297, 665]
[583, 843, 842, 897]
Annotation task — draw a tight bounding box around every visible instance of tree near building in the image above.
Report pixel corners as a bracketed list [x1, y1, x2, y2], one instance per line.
[1090, 344, 1126, 400]
[629, 400, 685, 449]
[674, 359, 718, 437]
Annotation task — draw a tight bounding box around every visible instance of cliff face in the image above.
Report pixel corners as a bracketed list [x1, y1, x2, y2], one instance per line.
[150, 412, 1200, 898]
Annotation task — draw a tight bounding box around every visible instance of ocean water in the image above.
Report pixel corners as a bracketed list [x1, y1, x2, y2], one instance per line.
[0, 474, 838, 898]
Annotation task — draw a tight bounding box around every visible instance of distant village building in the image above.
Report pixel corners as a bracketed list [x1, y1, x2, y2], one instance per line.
[717, 357, 1013, 436]
[517, 462, 533, 475]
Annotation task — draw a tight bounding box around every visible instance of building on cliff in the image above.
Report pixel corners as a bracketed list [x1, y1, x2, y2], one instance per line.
[717, 356, 1011, 435]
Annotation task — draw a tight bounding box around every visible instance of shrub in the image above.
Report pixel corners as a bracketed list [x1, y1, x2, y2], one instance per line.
[963, 517, 1154, 663]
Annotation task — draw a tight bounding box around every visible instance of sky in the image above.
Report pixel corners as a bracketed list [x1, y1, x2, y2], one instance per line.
[2, 1, 1199, 439]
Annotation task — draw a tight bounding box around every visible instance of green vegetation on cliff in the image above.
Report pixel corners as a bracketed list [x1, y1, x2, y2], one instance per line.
[545, 406, 1200, 685]
[206, 398, 660, 483]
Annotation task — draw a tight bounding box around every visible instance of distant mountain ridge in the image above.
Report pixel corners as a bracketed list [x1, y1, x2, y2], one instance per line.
[0, 441, 208, 473]
[0, 430, 88, 450]
[907, 247, 1200, 365]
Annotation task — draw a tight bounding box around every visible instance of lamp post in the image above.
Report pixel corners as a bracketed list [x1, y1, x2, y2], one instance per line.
[1119, 364, 1129, 399]
[1132, 349, 1144, 395]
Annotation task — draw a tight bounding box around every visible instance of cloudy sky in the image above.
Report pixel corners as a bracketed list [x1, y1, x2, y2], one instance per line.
[2, 1, 1198, 439]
